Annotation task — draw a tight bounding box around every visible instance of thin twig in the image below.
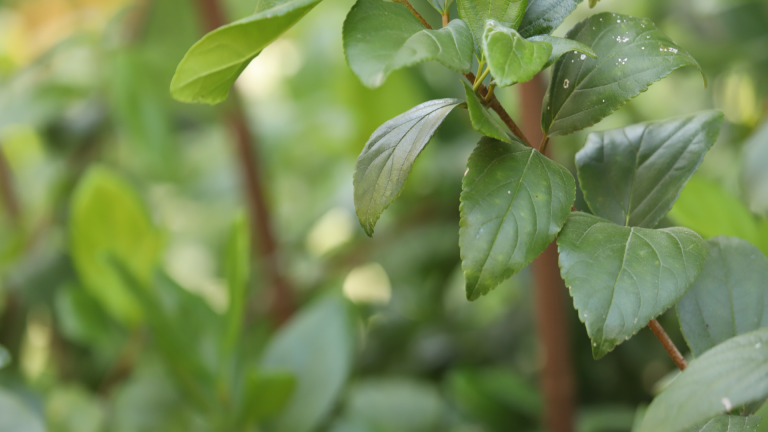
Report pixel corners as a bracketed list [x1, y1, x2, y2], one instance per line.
[393, 0, 432, 29]
[466, 72, 533, 147]
[648, 318, 688, 371]
[441, 11, 449, 27]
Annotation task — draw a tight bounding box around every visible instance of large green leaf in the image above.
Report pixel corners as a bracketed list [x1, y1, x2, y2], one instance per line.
[541, 13, 704, 136]
[261, 295, 355, 432]
[343, 0, 474, 88]
[557, 212, 707, 358]
[684, 416, 761, 432]
[743, 120, 768, 215]
[527, 35, 596, 68]
[518, 0, 582, 38]
[0, 388, 45, 432]
[577, 112, 724, 228]
[170, 0, 324, 104]
[482, 20, 552, 86]
[70, 166, 163, 325]
[460, 137, 575, 300]
[463, 81, 511, 143]
[677, 237, 768, 357]
[353, 98, 462, 236]
[668, 176, 768, 257]
[458, 0, 527, 50]
[639, 327, 768, 432]
[239, 370, 296, 425]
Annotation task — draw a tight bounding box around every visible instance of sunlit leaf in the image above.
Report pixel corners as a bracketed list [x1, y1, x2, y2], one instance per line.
[483, 20, 552, 86]
[577, 112, 723, 228]
[557, 212, 707, 358]
[458, 0, 527, 50]
[460, 137, 574, 300]
[518, 0, 582, 38]
[353, 98, 463, 236]
[527, 34, 596, 68]
[542, 13, 705, 136]
[463, 81, 511, 143]
[640, 327, 768, 432]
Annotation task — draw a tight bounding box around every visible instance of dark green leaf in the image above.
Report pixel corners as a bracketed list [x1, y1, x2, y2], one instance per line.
[460, 137, 575, 300]
[353, 98, 462, 236]
[463, 81, 511, 143]
[261, 295, 355, 432]
[684, 416, 761, 432]
[343, 0, 474, 88]
[518, 0, 582, 38]
[0, 346, 9, 370]
[743, 120, 768, 215]
[576, 112, 724, 228]
[557, 212, 707, 358]
[639, 328, 768, 432]
[541, 13, 705, 136]
[170, 0, 324, 104]
[527, 34, 597, 68]
[458, 0, 527, 50]
[677, 237, 768, 357]
[483, 20, 552, 86]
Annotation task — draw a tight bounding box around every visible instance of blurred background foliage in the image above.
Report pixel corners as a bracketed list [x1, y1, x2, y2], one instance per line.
[0, 0, 766, 430]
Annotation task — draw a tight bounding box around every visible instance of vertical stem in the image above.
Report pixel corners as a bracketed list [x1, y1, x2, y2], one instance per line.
[648, 319, 688, 371]
[522, 74, 576, 432]
[195, 0, 294, 325]
[441, 11, 449, 27]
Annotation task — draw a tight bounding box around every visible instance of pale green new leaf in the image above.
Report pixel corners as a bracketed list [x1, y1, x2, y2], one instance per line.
[354, 99, 463, 236]
[70, 166, 163, 325]
[518, 0, 582, 38]
[527, 34, 596, 68]
[458, 0, 527, 50]
[557, 212, 707, 358]
[482, 20, 552, 86]
[463, 81, 511, 143]
[577, 112, 724, 228]
[640, 328, 768, 432]
[684, 416, 761, 432]
[542, 13, 705, 136]
[343, 0, 474, 88]
[589, 0, 599, 7]
[170, 0, 324, 104]
[240, 370, 296, 424]
[677, 237, 768, 357]
[460, 137, 575, 300]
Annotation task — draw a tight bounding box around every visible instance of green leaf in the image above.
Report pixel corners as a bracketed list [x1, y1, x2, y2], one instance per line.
[427, 0, 454, 13]
[527, 34, 597, 68]
[541, 13, 705, 136]
[463, 81, 511, 143]
[588, 0, 599, 7]
[482, 20, 552, 86]
[742, 121, 768, 215]
[0, 388, 45, 432]
[69, 166, 163, 325]
[576, 112, 724, 228]
[343, 0, 474, 88]
[240, 370, 296, 424]
[222, 213, 250, 356]
[677, 237, 768, 357]
[667, 176, 768, 257]
[460, 137, 575, 300]
[639, 327, 768, 432]
[458, 0, 527, 50]
[261, 295, 355, 432]
[170, 0, 324, 104]
[518, 0, 582, 38]
[557, 212, 707, 358]
[0, 346, 9, 370]
[353, 98, 462, 236]
[683, 416, 761, 432]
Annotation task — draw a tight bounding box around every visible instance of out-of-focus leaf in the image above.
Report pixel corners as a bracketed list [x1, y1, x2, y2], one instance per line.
[54, 284, 123, 351]
[170, 0, 324, 104]
[261, 295, 354, 432]
[0, 388, 45, 432]
[667, 176, 768, 256]
[458, 0, 527, 51]
[483, 20, 552, 86]
[427, 0, 454, 13]
[578, 405, 638, 432]
[446, 368, 542, 421]
[542, 13, 705, 136]
[343, 0, 474, 88]
[222, 213, 250, 355]
[463, 81, 511, 142]
[576, 112, 723, 228]
[353, 99, 462, 236]
[460, 137, 574, 300]
[0, 345, 9, 370]
[639, 328, 768, 432]
[518, 0, 582, 38]
[557, 212, 707, 358]
[528, 34, 596, 68]
[743, 120, 768, 215]
[69, 166, 163, 325]
[677, 237, 768, 357]
[239, 370, 295, 424]
[47, 385, 106, 432]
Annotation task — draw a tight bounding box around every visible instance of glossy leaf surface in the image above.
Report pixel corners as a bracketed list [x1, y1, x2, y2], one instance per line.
[458, 0, 527, 50]
[483, 20, 552, 86]
[461, 137, 574, 300]
[542, 13, 704, 136]
[463, 81, 511, 143]
[577, 112, 723, 228]
[354, 99, 462, 236]
[557, 212, 707, 358]
[518, 0, 582, 38]
[528, 34, 596, 68]
[677, 237, 768, 357]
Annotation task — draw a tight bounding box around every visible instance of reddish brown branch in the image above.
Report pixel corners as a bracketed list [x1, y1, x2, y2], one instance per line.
[393, 0, 432, 29]
[648, 318, 688, 371]
[464, 72, 534, 147]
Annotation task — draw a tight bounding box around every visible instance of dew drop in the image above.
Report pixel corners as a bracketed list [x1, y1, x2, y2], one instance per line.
[757, 342, 762, 349]
[573, 50, 578, 54]
[563, 79, 570, 88]
[602, 99, 605, 102]
[464, 168, 469, 177]
[617, 19, 621, 23]
[507, 191, 511, 194]
[580, 54, 587, 60]
[722, 397, 733, 411]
